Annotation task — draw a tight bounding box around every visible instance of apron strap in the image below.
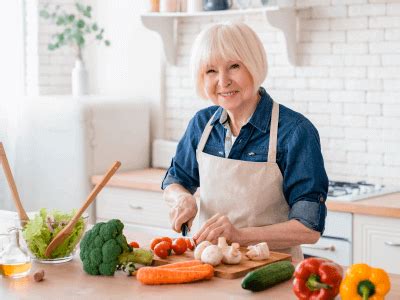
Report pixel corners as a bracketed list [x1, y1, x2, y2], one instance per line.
[197, 110, 219, 152]
[267, 101, 279, 163]
[199, 103, 279, 161]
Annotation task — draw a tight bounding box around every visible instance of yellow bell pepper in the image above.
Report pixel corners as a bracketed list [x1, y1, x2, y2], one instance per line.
[340, 263, 391, 300]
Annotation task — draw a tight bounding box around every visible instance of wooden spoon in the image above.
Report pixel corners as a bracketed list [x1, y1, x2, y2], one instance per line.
[44, 160, 121, 257]
[0, 142, 29, 222]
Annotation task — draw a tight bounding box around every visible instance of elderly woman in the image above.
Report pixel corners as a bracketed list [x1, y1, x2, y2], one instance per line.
[161, 22, 328, 260]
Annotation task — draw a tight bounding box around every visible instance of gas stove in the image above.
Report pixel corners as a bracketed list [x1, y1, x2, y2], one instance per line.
[328, 180, 399, 202]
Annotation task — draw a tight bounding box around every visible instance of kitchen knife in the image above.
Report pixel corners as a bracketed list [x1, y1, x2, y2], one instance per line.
[181, 222, 188, 236]
[181, 222, 196, 246]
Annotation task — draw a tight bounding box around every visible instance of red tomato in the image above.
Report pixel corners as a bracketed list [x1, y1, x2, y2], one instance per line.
[172, 238, 188, 255]
[185, 238, 194, 251]
[129, 241, 140, 248]
[154, 241, 171, 259]
[150, 237, 163, 250]
[161, 237, 173, 247]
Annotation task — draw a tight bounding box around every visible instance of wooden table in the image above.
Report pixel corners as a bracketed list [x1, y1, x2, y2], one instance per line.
[1, 231, 400, 300]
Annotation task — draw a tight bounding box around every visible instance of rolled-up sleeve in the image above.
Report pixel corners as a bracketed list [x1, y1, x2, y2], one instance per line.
[161, 116, 200, 195]
[283, 119, 328, 234]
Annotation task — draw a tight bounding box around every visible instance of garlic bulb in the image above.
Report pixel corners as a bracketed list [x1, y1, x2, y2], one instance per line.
[217, 237, 242, 265]
[245, 242, 270, 260]
[222, 242, 242, 265]
[200, 245, 223, 266]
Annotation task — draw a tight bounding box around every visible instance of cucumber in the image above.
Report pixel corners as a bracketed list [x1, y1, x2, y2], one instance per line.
[241, 260, 295, 292]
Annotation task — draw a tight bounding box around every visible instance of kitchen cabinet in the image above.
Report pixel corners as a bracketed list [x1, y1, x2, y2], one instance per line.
[302, 211, 352, 266]
[302, 237, 352, 266]
[353, 214, 400, 274]
[96, 187, 170, 235]
[96, 186, 199, 236]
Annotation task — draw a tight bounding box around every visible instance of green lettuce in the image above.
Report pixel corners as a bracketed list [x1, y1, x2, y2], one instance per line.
[22, 208, 85, 259]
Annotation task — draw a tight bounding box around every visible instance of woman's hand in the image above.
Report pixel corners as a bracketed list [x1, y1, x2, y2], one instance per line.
[193, 213, 240, 245]
[169, 194, 198, 233]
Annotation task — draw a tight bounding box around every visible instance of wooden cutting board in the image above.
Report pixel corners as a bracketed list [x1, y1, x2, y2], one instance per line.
[152, 247, 291, 279]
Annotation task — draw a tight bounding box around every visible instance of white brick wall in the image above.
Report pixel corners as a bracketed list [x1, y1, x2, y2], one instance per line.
[26, 0, 82, 95]
[162, 1, 400, 186]
[26, 0, 400, 186]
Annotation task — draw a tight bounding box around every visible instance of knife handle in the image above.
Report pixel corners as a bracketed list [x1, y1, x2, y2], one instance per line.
[181, 223, 188, 236]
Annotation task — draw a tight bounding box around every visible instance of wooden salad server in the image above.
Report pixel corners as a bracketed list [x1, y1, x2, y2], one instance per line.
[44, 160, 121, 257]
[0, 142, 29, 222]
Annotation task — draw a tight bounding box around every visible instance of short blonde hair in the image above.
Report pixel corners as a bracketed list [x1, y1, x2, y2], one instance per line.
[190, 22, 268, 99]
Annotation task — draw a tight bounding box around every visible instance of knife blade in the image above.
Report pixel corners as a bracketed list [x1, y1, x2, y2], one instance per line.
[181, 222, 196, 246]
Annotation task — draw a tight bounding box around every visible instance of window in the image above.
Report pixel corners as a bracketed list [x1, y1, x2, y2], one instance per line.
[0, 0, 25, 210]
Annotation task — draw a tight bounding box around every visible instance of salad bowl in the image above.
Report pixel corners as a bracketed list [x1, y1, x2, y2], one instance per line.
[20, 209, 89, 264]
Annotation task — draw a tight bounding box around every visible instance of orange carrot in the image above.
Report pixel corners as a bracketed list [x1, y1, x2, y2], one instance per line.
[157, 260, 202, 269]
[136, 264, 214, 285]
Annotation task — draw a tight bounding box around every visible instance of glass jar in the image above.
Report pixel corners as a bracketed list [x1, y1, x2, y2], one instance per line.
[0, 228, 32, 278]
[160, 0, 178, 12]
[149, 0, 160, 12]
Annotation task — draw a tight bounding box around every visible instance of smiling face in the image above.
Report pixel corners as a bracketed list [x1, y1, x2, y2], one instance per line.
[191, 22, 268, 102]
[203, 59, 259, 113]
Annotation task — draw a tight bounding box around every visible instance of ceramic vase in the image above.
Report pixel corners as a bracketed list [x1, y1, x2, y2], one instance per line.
[72, 59, 88, 96]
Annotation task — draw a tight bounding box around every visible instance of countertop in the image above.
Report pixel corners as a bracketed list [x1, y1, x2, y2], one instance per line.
[92, 169, 400, 218]
[1, 231, 400, 300]
[92, 168, 166, 192]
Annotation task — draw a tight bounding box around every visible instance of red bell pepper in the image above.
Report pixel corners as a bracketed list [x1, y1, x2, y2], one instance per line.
[293, 257, 343, 300]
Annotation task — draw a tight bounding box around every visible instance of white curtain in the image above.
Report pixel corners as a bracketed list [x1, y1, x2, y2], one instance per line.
[0, 0, 25, 210]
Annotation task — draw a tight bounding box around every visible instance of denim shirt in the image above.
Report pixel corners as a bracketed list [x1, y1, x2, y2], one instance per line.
[162, 87, 329, 233]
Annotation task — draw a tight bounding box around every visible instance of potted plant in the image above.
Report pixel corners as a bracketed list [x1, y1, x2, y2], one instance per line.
[40, 2, 110, 96]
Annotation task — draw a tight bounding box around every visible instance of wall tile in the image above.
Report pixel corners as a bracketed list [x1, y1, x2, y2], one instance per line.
[29, 0, 400, 185]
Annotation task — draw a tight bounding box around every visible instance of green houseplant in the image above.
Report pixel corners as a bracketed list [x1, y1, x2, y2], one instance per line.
[39, 2, 110, 95]
[40, 2, 110, 60]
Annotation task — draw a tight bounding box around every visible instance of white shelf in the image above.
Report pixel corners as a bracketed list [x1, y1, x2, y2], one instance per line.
[141, 7, 280, 18]
[140, 7, 297, 65]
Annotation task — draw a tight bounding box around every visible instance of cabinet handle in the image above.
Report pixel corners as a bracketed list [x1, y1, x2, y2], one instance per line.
[385, 241, 400, 247]
[129, 204, 143, 210]
[302, 245, 336, 251]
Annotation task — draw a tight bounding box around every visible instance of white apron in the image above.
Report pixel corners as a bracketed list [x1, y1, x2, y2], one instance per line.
[196, 101, 303, 261]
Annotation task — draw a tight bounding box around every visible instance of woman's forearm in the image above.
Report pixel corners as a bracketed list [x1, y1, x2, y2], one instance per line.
[235, 219, 320, 249]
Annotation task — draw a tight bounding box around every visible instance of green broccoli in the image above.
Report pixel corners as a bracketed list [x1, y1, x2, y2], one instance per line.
[79, 219, 153, 276]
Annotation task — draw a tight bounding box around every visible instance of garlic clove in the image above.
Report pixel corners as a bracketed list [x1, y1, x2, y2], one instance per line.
[245, 242, 270, 261]
[221, 242, 242, 265]
[245, 246, 258, 259]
